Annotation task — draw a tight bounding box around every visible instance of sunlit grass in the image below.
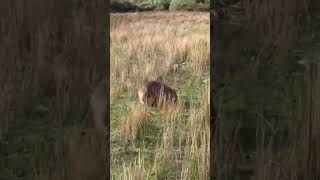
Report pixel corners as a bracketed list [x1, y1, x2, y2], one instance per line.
[111, 11, 210, 179]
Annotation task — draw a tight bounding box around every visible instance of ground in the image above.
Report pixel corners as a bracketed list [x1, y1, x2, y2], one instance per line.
[110, 11, 210, 179]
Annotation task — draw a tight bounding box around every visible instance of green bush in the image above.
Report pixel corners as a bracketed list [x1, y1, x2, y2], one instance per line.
[111, 1, 138, 12]
[154, 0, 171, 10]
[110, 0, 208, 12]
[169, 0, 209, 11]
[193, 2, 209, 11]
[169, 0, 195, 10]
[136, 1, 157, 11]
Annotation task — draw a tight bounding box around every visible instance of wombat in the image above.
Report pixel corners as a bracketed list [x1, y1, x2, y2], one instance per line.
[138, 81, 177, 107]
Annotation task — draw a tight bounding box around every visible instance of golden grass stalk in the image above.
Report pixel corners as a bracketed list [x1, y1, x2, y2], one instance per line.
[120, 104, 146, 143]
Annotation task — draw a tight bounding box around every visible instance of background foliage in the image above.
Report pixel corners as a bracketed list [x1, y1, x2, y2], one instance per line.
[110, 0, 210, 12]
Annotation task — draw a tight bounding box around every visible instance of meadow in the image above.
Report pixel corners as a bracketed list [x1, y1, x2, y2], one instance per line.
[110, 11, 210, 179]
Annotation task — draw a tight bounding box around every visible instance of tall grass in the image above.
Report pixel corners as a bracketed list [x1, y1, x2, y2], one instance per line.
[0, 1, 107, 179]
[212, 0, 319, 179]
[111, 11, 209, 179]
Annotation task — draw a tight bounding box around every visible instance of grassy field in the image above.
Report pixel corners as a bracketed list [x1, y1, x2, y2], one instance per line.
[110, 12, 210, 179]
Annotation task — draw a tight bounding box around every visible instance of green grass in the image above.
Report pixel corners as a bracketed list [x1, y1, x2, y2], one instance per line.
[111, 11, 209, 179]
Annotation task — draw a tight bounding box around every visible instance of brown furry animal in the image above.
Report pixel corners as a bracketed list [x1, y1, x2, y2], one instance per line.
[138, 81, 178, 107]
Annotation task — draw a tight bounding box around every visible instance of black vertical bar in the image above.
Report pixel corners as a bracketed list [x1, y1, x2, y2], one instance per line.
[106, 0, 110, 179]
[210, 5, 217, 180]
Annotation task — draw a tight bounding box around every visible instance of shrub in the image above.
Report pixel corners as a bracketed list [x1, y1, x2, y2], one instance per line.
[154, 0, 171, 10]
[111, 1, 138, 12]
[169, 0, 195, 10]
[136, 1, 156, 11]
[169, 0, 209, 11]
[193, 2, 209, 11]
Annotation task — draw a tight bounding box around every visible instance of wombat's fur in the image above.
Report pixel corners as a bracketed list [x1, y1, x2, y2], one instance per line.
[138, 81, 177, 107]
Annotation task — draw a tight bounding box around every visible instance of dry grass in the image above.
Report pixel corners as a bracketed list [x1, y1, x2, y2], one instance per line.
[110, 11, 209, 99]
[0, 1, 107, 179]
[120, 104, 146, 143]
[110, 11, 209, 179]
[212, 1, 318, 179]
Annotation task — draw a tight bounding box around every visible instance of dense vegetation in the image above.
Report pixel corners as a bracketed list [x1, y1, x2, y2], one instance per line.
[110, 0, 210, 12]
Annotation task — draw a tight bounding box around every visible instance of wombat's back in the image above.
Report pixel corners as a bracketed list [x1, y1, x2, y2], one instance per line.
[138, 81, 177, 107]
